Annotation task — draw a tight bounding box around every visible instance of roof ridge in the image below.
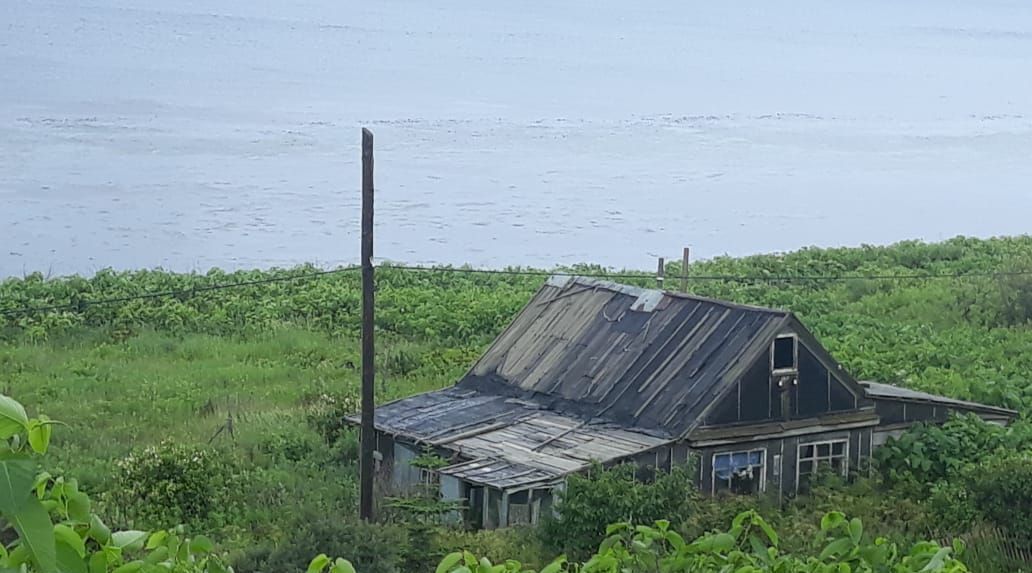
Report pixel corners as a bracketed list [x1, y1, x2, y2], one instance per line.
[556, 274, 791, 316]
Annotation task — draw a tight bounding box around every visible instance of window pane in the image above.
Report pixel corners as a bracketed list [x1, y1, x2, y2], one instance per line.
[773, 337, 795, 369]
[714, 454, 732, 480]
[832, 442, 845, 456]
[749, 451, 763, 465]
[817, 443, 830, 457]
[731, 452, 750, 468]
[714, 476, 730, 491]
[799, 460, 813, 475]
[730, 470, 761, 494]
[801, 445, 814, 458]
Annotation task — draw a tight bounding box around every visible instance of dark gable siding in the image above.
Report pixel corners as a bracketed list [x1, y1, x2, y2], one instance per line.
[876, 401, 906, 424]
[830, 376, 857, 411]
[740, 355, 771, 421]
[797, 345, 829, 417]
[706, 340, 857, 427]
[705, 354, 770, 425]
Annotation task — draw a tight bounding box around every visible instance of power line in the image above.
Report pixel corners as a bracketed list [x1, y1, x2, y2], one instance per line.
[3, 264, 1031, 319]
[0, 267, 358, 318]
[381, 264, 1032, 282]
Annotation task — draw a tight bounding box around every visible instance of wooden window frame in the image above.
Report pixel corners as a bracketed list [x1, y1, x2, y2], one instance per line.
[419, 467, 440, 486]
[795, 438, 849, 493]
[771, 334, 799, 376]
[711, 448, 767, 495]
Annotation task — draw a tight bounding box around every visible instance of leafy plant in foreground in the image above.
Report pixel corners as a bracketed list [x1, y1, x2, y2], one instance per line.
[0, 394, 237, 573]
[442, 511, 968, 573]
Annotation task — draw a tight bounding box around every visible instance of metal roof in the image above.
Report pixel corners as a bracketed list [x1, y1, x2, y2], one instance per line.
[860, 381, 1018, 418]
[458, 275, 791, 437]
[362, 386, 668, 491]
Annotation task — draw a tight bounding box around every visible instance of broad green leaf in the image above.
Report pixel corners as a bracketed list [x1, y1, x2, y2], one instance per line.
[0, 458, 37, 515]
[206, 557, 229, 573]
[34, 472, 53, 498]
[919, 548, 951, 573]
[89, 515, 112, 545]
[7, 543, 30, 568]
[848, 518, 863, 545]
[330, 558, 356, 573]
[110, 560, 143, 573]
[102, 545, 122, 566]
[711, 533, 736, 552]
[306, 554, 330, 573]
[142, 547, 169, 565]
[53, 525, 85, 557]
[111, 531, 148, 552]
[604, 523, 629, 535]
[67, 492, 91, 523]
[11, 496, 58, 573]
[436, 552, 463, 573]
[188, 536, 214, 555]
[88, 552, 107, 573]
[0, 395, 29, 439]
[756, 516, 780, 547]
[56, 539, 87, 573]
[819, 538, 854, 561]
[145, 532, 167, 551]
[540, 557, 566, 573]
[749, 535, 767, 557]
[28, 420, 53, 455]
[820, 512, 846, 532]
[665, 530, 686, 551]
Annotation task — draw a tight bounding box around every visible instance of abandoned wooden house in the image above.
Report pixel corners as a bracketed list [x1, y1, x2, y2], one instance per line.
[350, 275, 1017, 529]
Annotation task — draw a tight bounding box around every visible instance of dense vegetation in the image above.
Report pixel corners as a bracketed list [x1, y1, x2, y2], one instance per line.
[2, 235, 1032, 571]
[0, 395, 974, 573]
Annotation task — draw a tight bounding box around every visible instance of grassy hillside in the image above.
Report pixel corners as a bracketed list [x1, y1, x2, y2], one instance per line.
[2, 235, 1032, 569]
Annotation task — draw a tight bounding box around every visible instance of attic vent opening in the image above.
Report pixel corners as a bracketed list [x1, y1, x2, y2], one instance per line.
[772, 335, 797, 371]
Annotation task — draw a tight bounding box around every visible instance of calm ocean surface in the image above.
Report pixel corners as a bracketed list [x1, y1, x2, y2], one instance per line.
[2, 0, 1032, 277]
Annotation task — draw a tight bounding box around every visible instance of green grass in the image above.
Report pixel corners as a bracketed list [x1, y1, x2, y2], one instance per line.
[3, 235, 1032, 568]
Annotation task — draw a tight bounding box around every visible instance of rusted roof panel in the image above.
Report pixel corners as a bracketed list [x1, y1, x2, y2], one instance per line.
[364, 386, 667, 490]
[458, 276, 790, 437]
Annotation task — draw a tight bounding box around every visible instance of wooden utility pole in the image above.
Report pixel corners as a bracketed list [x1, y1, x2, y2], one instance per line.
[656, 257, 665, 290]
[680, 247, 690, 292]
[359, 128, 376, 521]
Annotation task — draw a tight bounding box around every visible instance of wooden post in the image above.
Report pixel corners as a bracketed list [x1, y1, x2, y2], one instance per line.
[680, 247, 690, 292]
[359, 128, 376, 521]
[656, 257, 665, 290]
[482, 487, 491, 529]
[499, 491, 509, 528]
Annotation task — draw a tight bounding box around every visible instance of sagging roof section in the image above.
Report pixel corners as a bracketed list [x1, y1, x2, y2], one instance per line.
[363, 386, 668, 491]
[458, 275, 790, 437]
[860, 381, 1018, 418]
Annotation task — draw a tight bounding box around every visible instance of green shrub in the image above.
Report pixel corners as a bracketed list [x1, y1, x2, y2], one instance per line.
[253, 426, 319, 464]
[302, 391, 360, 446]
[961, 451, 1032, 540]
[232, 511, 408, 573]
[923, 479, 980, 537]
[436, 527, 548, 571]
[541, 464, 700, 559]
[106, 440, 248, 530]
[874, 414, 1013, 488]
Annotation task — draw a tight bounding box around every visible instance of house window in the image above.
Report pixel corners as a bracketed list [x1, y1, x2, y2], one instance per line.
[773, 335, 797, 371]
[419, 468, 440, 486]
[712, 449, 765, 494]
[797, 439, 848, 491]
